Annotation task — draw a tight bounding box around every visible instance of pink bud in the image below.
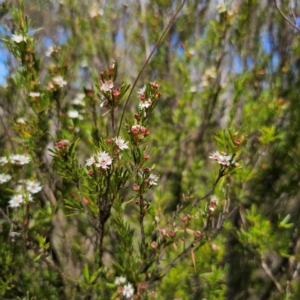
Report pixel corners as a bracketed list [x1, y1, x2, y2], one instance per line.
[133, 184, 140, 191]
[139, 94, 146, 100]
[112, 89, 120, 98]
[159, 228, 167, 236]
[151, 82, 159, 89]
[168, 230, 175, 237]
[194, 231, 203, 240]
[234, 139, 241, 146]
[56, 139, 69, 148]
[143, 154, 150, 160]
[151, 241, 157, 248]
[131, 125, 139, 135]
[82, 197, 89, 204]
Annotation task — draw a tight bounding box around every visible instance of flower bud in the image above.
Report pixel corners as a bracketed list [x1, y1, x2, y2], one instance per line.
[234, 139, 241, 146]
[56, 139, 69, 148]
[151, 241, 158, 248]
[82, 197, 89, 204]
[143, 154, 150, 160]
[194, 231, 203, 240]
[112, 89, 120, 98]
[131, 125, 139, 135]
[159, 228, 167, 236]
[151, 82, 159, 89]
[168, 230, 175, 237]
[133, 184, 140, 191]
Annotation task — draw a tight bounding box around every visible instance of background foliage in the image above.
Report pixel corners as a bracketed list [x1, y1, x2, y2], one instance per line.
[1, 0, 300, 299]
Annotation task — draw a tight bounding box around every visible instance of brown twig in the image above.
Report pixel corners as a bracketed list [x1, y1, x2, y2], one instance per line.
[274, 0, 300, 32]
[117, 0, 187, 136]
[0, 208, 14, 226]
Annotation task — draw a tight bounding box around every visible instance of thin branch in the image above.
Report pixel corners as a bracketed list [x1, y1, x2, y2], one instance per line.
[289, 0, 297, 23]
[117, 0, 187, 136]
[0, 208, 14, 225]
[274, 0, 300, 32]
[262, 260, 283, 294]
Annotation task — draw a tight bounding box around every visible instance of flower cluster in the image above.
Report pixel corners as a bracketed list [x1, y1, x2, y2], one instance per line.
[48, 76, 67, 90]
[85, 151, 113, 170]
[127, 125, 150, 144]
[9, 180, 43, 208]
[99, 62, 116, 94]
[209, 151, 235, 166]
[114, 276, 134, 299]
[8, 154, 31, 165]
[137, 82, 160, 113]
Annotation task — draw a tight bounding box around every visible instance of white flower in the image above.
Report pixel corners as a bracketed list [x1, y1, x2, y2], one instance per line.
[52, 76, 67, 87]
[9, 194, 24, 208]
[29, 92, 41, 97]
[46, 45, 55, 57]
[89, 2, 104, 18]
[11, 34, 27, 43]
[0, 156, 8, 165]
[209, 151, 232, 166]
[10, 154, 31, 165]
[137, 85, 146, 95]
[16, 118, 26, 125]
[85, 156, 95, 167]
[71, 93, 85, 106]
[114, 137, 129, 150]
[123, 283, 134, 299]
[210, 195, 218, 205]
[26, 180, 43, 194]
[114, 276, 126, 285]
[95, 151, 113, 169]
[100, 81, 113, 92]
[204, 67, 217, 79]
[139, 100, 152, 109]
[67, 110, 80, 118]
[209, 151, 221, 161]
[0, 173, 11, 184]
[45, 45, 60, 57]
[148, 174, 158, 185]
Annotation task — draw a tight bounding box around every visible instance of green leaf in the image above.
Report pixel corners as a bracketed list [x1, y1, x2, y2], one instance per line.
[90, 268, 102, 284]
[33, 254, 42, 262]
[83, 263, 90, 284]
